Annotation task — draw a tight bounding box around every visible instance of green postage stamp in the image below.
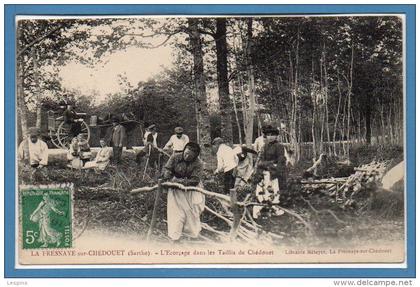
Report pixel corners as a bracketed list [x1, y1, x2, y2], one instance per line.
[19, 184, 73, 249]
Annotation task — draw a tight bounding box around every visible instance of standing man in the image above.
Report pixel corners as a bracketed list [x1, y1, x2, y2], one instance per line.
[163, 127, 190, 154]
[255, 126, 287, 186]
[18, 127, 49, 168]
[252, 126, 287, 219]
[143, 124, 158, 148]
[110, 118, 126, 164]
[212, 137, 238, 194]
[63, 103, 82, 139]
[253, 126, 268, 154]
[163, 142, 205, 243]
[233, 145, 257, 188]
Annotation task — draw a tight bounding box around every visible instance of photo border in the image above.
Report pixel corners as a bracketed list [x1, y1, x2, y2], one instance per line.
[4, 4, 416, 278]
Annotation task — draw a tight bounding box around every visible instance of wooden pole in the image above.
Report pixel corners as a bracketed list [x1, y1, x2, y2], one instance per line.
[146, 179, 162, 241]
[142, 145, 151, 180]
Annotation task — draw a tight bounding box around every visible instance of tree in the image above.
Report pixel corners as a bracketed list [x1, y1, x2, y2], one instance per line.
[188, 18, 212, 162]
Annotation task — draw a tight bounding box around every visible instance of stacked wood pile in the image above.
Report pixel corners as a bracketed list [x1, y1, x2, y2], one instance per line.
[300, 161, 389, 208]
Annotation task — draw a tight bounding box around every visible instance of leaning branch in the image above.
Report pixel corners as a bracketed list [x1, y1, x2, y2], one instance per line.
[17, 25, 64, 58]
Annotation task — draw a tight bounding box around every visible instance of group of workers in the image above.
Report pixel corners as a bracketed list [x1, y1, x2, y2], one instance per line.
[18, 119, 290, 243]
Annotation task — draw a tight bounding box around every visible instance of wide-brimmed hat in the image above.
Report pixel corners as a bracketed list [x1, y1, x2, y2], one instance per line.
[174, 127, 183, 133]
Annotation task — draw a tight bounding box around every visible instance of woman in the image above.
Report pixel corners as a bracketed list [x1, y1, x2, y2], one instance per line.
[83, 138, 112, 171]
[30, 193, 64, 248]
[162, 142, 205, 243]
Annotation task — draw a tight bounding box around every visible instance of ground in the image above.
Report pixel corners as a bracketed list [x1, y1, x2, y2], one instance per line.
[19, 146, 405, 248]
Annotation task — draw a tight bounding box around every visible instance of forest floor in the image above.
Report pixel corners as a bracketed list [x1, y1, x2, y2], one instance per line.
[19, 146, 405, 249]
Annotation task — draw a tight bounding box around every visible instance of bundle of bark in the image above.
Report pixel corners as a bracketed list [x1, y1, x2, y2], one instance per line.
[300, 161, 389, 208]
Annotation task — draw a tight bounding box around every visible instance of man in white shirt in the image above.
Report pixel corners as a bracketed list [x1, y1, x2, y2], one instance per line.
[253, 126, 267, 153]
[18, 127, 49, 168]
[212, 137, 238, 194]
[143, 124, 159, 148]
[163, 127, 189, 154]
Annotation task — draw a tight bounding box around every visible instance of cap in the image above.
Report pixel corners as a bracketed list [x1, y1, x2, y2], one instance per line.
[174, 127, 183, 133]
[28, 127, 39, 136]
[211, 137, 224, 145]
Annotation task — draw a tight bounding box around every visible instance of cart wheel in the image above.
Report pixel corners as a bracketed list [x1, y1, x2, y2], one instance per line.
[57, 121, 91, 149]
[49, 129, 61, 148]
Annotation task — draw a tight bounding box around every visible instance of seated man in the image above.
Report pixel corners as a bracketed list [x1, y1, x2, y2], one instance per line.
[84, 139, 113, 171]
[77, 134, 91, 166]
[162, 142, 205, 243]
[18, 127, 49, 168]
[67, 137, 82, 169]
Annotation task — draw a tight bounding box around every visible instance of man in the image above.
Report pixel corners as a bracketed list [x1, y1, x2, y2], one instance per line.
[136, 133, 160, 170]
[163, 142, 205, 243]
[255, 127, 287, 185]
[253, 126, 268, 154]
[63, 104, 82, 138]
[163, 127, 190, 154]
[110, 118, 126, 164]
[212, 137, 238, 194]
[253, 127, 287, 218]
[143, 124, 158, 148]
[233, 145, 257, 188]
[84, 139, 113, 171]
[18, 127, 49, 168]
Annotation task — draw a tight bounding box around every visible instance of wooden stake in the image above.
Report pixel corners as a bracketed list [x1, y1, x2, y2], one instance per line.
[146, 179, 162, 241]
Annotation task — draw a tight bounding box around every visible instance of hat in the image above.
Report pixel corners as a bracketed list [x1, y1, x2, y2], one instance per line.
[174, 127, 183, 133]
[184, 142, 201, 155]
[112, 117, 120, 123]
[265, 126, 279, 136]
[28, 127, 39, 136]
[211, 137, 224, 145]
[147, 124, 156, 130]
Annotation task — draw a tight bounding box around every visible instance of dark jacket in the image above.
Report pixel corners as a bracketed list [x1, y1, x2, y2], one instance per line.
[63, 109, 79, 124]
[163, 153, 203, 186]
[110, 124, 127, 147]
[256, 141, 287, 185]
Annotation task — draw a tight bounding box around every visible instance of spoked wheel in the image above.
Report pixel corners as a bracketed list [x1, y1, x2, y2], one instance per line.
[57, 121, 91, 149]
[49, 129, 61, 148]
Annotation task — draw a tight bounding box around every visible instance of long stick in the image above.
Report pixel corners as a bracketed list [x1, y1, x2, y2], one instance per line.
[131, 182, 231, 205]
[142, 145, 151, 180]
[146, 179, 162, 241]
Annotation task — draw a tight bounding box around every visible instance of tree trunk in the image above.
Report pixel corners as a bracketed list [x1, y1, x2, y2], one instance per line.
[215, 18, 233, 144]
[231, 79, 243, 145]
[244, 18, 256, 147]
[17, 60, 29, 142]
[365, 103, 372, 145]
[322, 45, 332, 156]
[346, 43, 354, 157]
[188, 19, 212, 163]
[31, 48, 42, 130]
[333, 70, 343, 156]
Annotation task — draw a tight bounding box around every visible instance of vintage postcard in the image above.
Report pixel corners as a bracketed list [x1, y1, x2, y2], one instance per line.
[14, 13, 407, 267]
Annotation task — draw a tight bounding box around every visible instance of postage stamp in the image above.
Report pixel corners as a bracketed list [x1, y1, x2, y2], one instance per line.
[19, 184, 73, 249]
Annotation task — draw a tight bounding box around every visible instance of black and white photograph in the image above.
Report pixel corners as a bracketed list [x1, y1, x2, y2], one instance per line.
[16, 15, 406, 264]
